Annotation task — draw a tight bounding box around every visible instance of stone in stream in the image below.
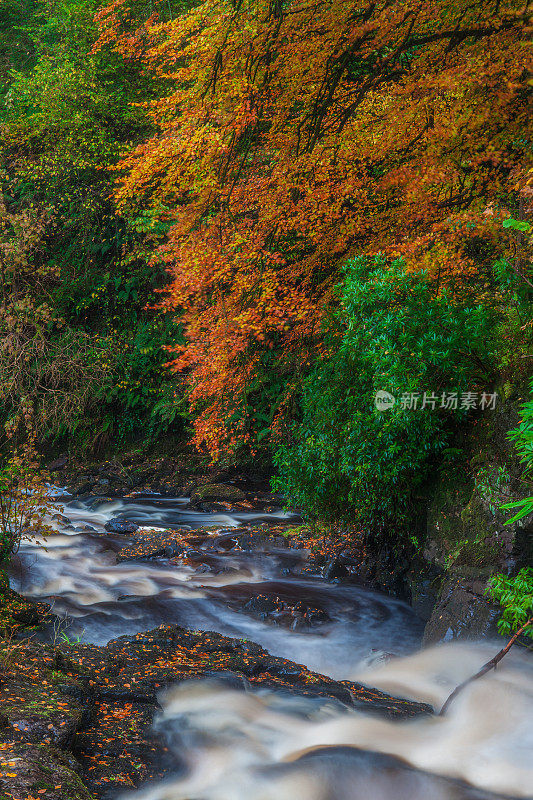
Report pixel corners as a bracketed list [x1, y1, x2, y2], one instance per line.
[323, 554, 349, 580]
[116, 530, 186, 562]
[242, 594, 331, 630]
[104, 518, 139, 535]
[273, 746, 512, 800]
[189, 482, 247, 506]
[62, 625, 433, 720]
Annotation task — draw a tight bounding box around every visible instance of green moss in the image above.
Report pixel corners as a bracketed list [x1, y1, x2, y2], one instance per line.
[192, 483, 246, 502]
[426, 469, 473, 557]
[426, 468, 506, 571]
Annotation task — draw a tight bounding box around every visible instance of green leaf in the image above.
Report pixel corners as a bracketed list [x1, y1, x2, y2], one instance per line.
[502, 218, 532, 233]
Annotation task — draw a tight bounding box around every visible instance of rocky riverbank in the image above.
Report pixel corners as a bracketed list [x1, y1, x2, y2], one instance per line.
[0, 623, 431, 800]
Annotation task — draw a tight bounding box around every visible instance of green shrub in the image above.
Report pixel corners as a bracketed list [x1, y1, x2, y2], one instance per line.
[0, 0, 186, 451]
[96, 316, 186, 444]
[487, 568, 533, 639]
[499, 378, 533, 524]
[273, 255, 497, 537]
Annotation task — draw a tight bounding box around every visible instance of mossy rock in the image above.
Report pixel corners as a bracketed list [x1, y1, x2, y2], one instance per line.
[190, 483, 246, 504]
[0, 742, 94, 800]
[424, 468, 475, 567]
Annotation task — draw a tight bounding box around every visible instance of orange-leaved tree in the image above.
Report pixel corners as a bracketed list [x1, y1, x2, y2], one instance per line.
[93, 0, 532, 459]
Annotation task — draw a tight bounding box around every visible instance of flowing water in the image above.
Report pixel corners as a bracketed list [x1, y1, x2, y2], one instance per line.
[9, 493, 533, 800]
[128, 643, 533, 800]
[9, 493, 424, 674]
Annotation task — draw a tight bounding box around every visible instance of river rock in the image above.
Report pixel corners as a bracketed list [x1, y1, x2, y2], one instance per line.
[0, 623, 433, 800]
[423, 574, 502, 645]
[104, 519, 139, 535]
[48, 455, 69, 471]
[190, 483, 247, 506]
[116, 530, 185, 561]
[0, 743, 93, 800]
[242, 594, 330, 630]
[64, 625, 432, 720]
[281, 746, 512, 800]
[323, 554, 349, 580]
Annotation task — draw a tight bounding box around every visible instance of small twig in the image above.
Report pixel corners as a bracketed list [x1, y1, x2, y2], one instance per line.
[439, 616, 533, 716]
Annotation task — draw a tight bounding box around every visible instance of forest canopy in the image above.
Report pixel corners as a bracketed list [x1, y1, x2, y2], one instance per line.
[0, 0, 531, 531]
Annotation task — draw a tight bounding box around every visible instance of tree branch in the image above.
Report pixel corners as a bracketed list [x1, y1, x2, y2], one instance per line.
[439, 616, 533, 716]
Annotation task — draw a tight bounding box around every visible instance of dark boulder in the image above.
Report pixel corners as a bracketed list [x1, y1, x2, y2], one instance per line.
[323, 555, 349, 580]
[48, 455, 69, 471]
[243, 594, 279, 616]
[104, 518, 139, 535]
[190, 482, 247, 506]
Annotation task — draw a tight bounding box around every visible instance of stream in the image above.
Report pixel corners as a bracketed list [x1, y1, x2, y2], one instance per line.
[9, 493, 533, 800]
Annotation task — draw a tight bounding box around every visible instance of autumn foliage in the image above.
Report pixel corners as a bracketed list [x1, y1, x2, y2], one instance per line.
[93, 0, 532, 458]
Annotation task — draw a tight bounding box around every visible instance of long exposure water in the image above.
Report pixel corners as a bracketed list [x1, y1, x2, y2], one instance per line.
[9, 493, 424, 674]
[9, 493, 533, 800]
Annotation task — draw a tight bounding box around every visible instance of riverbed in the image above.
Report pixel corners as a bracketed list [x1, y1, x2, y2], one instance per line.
[9, 493, 533, 800]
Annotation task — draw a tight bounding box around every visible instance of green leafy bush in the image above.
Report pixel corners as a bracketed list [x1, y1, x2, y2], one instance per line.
[97, 316, 185, 443]
[508, 379, 533, 473]
[273, 255, 497, 535]
[0, 0, 186, 451]
[487, 568, 533, 639]
[499, 378, 533, 524]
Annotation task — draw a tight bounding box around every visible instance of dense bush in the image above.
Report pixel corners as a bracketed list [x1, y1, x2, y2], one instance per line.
[273, 256, 497, 535]
[488, 568, 533, 640]
[500, 378, 533, 524]
[0, 0, 184, 451]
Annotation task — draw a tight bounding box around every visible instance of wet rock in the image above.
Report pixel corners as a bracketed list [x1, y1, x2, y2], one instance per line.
[243, 594, 278, 616]
[193, 564, 212, 574]
[0, 743, 94, 800]
[423, 574, 501, 645]
[78, 525, 98, 534]
[52, 625, 432, 722]
[164, 543, 184, 558]
[284, 745, 509, 800]
[290, 601, 329, 628]
[116, 530, 185, 562]
[52, 513, 72, 524]
[103, 518, 139, 535]
[215, 533, 239, 550]
[242, 595, 330, 630]
[323, 555, 349, 580]
[417, 398, 533, 643]
[183, 548, 204, 561]
[338, 549, 360, 568]
[49, 455, 69, 471]
[190, 482, 247, 506]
